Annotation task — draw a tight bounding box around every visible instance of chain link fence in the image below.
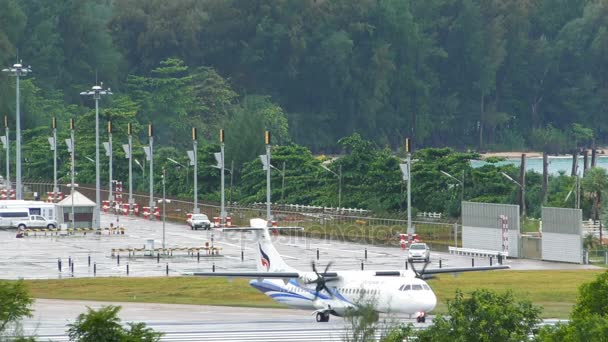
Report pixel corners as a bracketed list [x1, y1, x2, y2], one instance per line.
[22, 181, 459, 251]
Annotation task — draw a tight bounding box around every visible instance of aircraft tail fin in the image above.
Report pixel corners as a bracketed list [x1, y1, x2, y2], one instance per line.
[217, 218, 302, 272]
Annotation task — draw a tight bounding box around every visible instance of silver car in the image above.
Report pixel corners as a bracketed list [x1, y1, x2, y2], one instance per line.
[408, 243, 430, 263]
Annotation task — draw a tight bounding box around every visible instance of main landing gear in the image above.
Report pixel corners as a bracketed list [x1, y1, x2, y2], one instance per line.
[416, 311, 426, 323]
[316, 312, 330, 322]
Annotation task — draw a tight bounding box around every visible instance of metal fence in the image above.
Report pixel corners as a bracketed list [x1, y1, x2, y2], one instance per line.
[22, 181, 459, 251]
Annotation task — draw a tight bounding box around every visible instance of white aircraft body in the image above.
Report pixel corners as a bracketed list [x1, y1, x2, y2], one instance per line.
[193, 219, 509, 322]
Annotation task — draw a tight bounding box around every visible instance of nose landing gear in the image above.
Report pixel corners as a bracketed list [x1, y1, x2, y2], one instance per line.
[316, 311, 330, 322]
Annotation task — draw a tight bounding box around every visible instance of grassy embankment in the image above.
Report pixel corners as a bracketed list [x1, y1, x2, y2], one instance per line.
[23, 269, 605, 319]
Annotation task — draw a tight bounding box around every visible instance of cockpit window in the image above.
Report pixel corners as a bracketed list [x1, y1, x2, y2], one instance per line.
[402, 285, 411, 291]
[423, 284, 431, 290]
[412, 284, 423, 290]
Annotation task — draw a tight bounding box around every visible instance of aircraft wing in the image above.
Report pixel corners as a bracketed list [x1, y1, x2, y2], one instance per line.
[190, 271, 301, 279]
[190, 271, 339, 279]
[372, 265, 510, 277]
[421, 265, 510, 275]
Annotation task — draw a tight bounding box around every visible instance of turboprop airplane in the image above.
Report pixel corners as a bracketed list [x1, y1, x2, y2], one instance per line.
[192, 218, 509, 323]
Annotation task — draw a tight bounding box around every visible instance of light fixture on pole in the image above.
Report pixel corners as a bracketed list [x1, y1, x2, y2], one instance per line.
[262, 131, 272, 222]
[219, 129, 225, 220]
[399, 138, 413, 238]
[270, 162, 286, 202]
[49, 117, 58, 199]
[123, 122, 134, 208]
[66, 118, 76, 228]
[501, 171, 526, 218]
[146, 124, 154, 213]
[440, 170, 464, 204]
[321, 163, 342, 209]
[103, 120, 113, 207]
[157, 167, 171, 251]
[1, 116, 9, 190]
[134, 159, 144, 177]
[80, 83, 112, 229]
[3, 62, 31, 200]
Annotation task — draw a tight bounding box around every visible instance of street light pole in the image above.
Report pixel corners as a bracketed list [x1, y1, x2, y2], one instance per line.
[220, 129, 226, 220]
[128, 123, 133, 207]
[52, 117, 57, 197]
[70, 118, 75, 228]
[440, 170, 465, 204]
[162, 167, 166, 250]
[148, 124, 154, 212]
[321, 164, 341, 209]
[265, 131, 271, 222]
[3, 62, 31, 200]
[3, 116, 9, 190]
[80, 83, 112, 229]
[501, 172, 526, 218]
[108, 120, 113, 207]
[193, 128, 199, 214]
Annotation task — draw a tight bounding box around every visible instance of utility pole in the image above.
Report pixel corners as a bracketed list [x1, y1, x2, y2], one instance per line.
[265, 131, 272, 222]
[406, 138, 412, 237]
[193, 127, 199, 214]
[52, 117, 57, 198]
[148, 124, 154, 212]
[107, 120, 113, 208]
[127, 123, 133, 208]
[220, 129, 226, 220]
[70, 118, 75, 229]
[2, 62, 31, 200]
[3, 116, 8, 190]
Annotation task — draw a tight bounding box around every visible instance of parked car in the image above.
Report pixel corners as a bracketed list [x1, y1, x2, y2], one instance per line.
[187, 214, 212, 230]
[408, 243, 430, 263]
[13, 215, 58, 229]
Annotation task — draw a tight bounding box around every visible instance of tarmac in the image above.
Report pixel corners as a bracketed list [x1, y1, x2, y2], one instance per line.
[0, 212, 599, 280]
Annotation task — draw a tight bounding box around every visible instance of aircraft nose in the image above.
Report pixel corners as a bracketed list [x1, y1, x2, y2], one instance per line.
[425, 291, 437, 312]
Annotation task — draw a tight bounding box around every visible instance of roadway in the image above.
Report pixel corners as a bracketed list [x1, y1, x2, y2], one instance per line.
[0, 213, 592, 340]
[23, 299, 427, 341]
[0, 212, 596, 280]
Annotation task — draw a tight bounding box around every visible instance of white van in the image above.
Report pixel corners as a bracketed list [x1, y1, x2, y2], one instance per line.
[0, 209, 29, 228]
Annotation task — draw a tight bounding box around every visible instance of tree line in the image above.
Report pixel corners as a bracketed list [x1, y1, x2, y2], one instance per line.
[1, 0, 608, 219]
[1, 0, 608, 153]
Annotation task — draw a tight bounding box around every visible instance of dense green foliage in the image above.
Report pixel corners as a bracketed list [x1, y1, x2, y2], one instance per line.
[66, 305, 162, 342]
[1, 0, 608, 217]
[417, 289, 542, 341]
[2, 0, 607, 151]
[534, 271, 608, 341]
[0, 280, 33, 338]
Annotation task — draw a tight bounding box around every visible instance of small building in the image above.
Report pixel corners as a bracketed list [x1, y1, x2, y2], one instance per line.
[57, 191, 96, 228]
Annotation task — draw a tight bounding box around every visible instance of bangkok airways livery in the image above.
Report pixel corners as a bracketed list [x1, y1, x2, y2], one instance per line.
[192, 218, 509, 323]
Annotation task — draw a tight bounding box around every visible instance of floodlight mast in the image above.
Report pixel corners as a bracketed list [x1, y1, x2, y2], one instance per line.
[3, 62, 32, 200]
[79, 83, 112, 229]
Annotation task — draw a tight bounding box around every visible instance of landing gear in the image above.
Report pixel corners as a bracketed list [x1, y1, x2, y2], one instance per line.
[416, 312, 426, 323]
[316, 312, 330, 322]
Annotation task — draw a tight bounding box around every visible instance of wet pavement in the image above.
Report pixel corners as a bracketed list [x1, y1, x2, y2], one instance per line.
[0, 213, 599, 280]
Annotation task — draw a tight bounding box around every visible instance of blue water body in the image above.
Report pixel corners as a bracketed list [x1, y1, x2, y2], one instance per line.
[471, 156, 608, 175]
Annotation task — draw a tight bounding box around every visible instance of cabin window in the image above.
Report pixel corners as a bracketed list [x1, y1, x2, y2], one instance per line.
[412, 284, 423, 291]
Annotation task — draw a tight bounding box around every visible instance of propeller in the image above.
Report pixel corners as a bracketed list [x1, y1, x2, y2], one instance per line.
[306, 261, 336, 300]
[409, 260, 432, 280]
